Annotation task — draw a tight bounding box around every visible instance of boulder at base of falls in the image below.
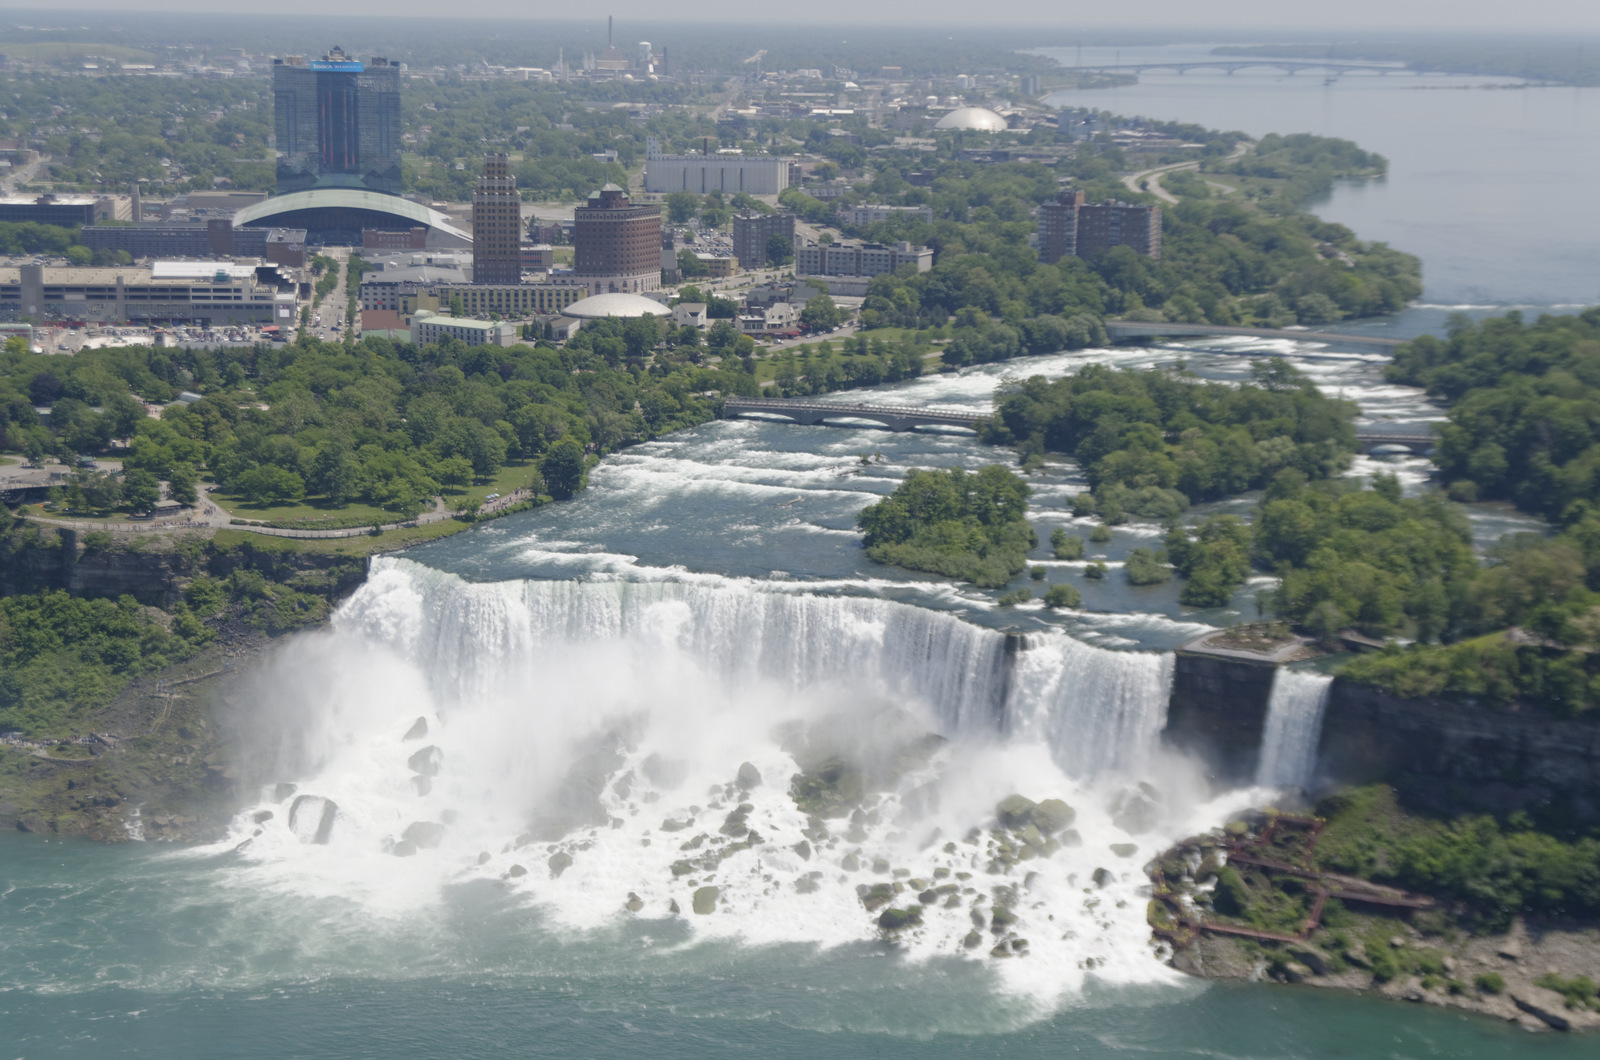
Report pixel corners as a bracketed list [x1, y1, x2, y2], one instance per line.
[692, 886, 719, 914]
[548, 851, 574, 877]
[1111, 843, 1139, 858]
[1092, 867, 1115, 888]
[1031, 799, 1075, 835]
[1058, 828, 1083, 847]
[407, 746, 443, 778]
[411, 776, 432, 797]
[793, 840, 811, 860]
[507, 864, 527, 877]
[391, 840, 417, 857]
[625, 893, 644, 912]
[287, 795, 338, 845]
[737, 762, 762, 789]
[403, 717, 428, 741]
[1111, 789, 1162, 835]
[251, 810, 274, 824]
[996, 794, 1037, 829]
[877, 907, 922, 931]
[858, 882, 896, 911]
[273, 782, 297, 802]
[964, 929, 983, 949]
[402, 821, 445, 849]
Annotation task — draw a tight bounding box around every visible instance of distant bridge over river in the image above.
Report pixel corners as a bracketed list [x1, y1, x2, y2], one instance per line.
[1075, 60, 1418, 76]
[1106, 321, 1407, 356]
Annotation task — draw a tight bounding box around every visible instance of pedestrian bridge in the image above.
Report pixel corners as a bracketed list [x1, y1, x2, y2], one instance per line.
[722, 398, 986, 432]
[1106, 321, 1406, 356]
[1355, 428, 1435, 455]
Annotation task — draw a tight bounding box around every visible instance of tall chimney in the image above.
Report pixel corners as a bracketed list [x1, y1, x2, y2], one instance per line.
[608, 16, 613, 50]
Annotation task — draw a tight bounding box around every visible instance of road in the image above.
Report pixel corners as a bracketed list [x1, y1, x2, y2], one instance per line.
[1122, 142, 1249, 205]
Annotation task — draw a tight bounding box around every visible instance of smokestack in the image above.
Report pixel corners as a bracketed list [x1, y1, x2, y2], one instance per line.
[608, 16, 613, 50]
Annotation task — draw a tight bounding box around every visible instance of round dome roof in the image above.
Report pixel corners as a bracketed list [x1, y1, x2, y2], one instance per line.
[564, 293, 672, 319]
[933, 107, 1008, 132]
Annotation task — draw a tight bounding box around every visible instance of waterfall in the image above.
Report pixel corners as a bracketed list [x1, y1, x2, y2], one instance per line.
[1255, 669, 1333, 790]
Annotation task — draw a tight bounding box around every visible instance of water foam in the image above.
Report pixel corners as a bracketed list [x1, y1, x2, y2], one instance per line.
[1255, 670, 1334, 791]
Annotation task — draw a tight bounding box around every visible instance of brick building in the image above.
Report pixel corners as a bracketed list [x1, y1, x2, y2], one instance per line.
[471, 154, 522, 285]
[1038, 191, 1161, 264]
[573, 184, 660, 295]
[732, 210, 795, 269]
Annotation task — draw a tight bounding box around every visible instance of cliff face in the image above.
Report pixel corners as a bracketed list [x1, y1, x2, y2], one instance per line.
[0, 536, 191, 606]
[1317, 679, 1600, 823]
[1162, 649, 1278, 789]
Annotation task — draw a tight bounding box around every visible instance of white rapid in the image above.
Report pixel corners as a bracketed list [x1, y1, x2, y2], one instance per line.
[1254, 670, 1334, 791]
[213, 557, 1253, 1007]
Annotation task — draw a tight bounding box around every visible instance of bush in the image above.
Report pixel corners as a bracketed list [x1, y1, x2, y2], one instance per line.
[1044, 583, 1082, 609]
[1475, 972, 1505, 995]
[1125, 547, 1171, 585]
[1029, 565, 1046, 580]
[1085, 561, 1108, 580]
[1051, 528, 1085, 559]
[1089, 524, 1113, 543]
[997, 589, 1032, 606]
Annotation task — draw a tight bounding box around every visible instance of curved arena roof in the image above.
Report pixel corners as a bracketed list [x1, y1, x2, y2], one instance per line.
[933, 106, 1008, 132]
[564, 293, 672, 319]
[233, 189, 472, 246]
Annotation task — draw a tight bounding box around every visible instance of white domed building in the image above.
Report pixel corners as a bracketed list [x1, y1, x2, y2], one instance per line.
[562, 292, 672, 319]
[933, 106, 1009, 132]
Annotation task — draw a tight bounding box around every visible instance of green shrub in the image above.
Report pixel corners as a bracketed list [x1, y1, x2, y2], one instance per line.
[997, 589, 1032, 606]
[1125, 547, 1171, 585]
[1085, 561, 1108, 580]
[1044, 583, 1082, 609]
[1212, 866, 1250, 917]
[1029, 565, 1046, 581]
[1051, 528, 1085, 559]
[1475, 972, 1505, 994]
[1089, 523, 1113, 543]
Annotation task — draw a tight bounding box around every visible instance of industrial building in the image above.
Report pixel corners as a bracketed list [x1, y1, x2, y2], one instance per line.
[472, 154, 522, 285]
[273, 48, 402, 196]
[0, 262, 297, 325]
[643, 139, 791, 195]
[80, 221, 307, 268]
[732, 210, 795, 269]
[573, 184, 661, 295]
[360, 271, 585, 319]
[1038, 191, 1161, 263]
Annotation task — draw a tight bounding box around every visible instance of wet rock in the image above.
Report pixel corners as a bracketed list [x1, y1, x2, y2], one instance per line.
[1031, 799, 1076, 835]
[548, 851, 574, 878]
[840, 852, 860, 871]
[1058, 829, 1083, 847]
[789, 756, 865, 818]
[625, 893, 644, 912]
[660, 818, 691, 832]
[391, 840, 417, 857]
[1110, 791, 1161, 835]
[669, 899, 681, 914]
[273, 782, 297, 802]
[719, 804, 753, 838]
[996, 794, 1037, 829]
[251, 810, 274, 824]
[963, 930, 983, 949]
[407, 746, 443, 777]
[401, 821, 444, 850]
[858, 882, 896, 912]
[1024, 871, 1041, 892]
[411, 776, 432, 797]
[478, 851, 492, 865]
[679, 834, 707, 850]
[287, 795, 338, 845]
[671, 859, 694, 876]
[692, 886, 719, 915]
[1288, 944, 1334, 976]
[871, 857, 891, 875]
[737, 762, 763, 789]
[1511, 988, 1572, 1031]
[990, 906, 1018, 933]
[1092, 867, 1114, 888]
[641, 754, 689, 790]
[793, 840, 812, 861]
[1110, 843, 1138, 858]
[877, 907, 922, 931]
[796, 872, 822, 894]
[990, 941, 1015, 958]
[403, 717, 428, 741]
[1019, 824, 1048, 852]
[508, 864, 527, 877]
[1281, 961, 1314, 983]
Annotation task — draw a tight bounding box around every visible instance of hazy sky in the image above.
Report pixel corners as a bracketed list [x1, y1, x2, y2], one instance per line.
[3, 0, 1598, 31]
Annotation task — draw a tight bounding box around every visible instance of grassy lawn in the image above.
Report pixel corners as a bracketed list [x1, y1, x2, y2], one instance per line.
[443, 459, 543, 509]
[211, 493, 396, 526]
[211, 519, 470, 557]
[551, 246, 575, 265]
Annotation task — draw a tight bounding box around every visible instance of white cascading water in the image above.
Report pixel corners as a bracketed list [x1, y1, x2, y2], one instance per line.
[211, 557, 1256, 1005]
[1255, 669, 1334, 791]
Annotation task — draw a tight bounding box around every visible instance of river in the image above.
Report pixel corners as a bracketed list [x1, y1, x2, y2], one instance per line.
[2, 46, 1594, 1060]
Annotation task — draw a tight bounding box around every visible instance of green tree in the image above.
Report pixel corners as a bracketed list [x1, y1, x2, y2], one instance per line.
[540, 438, 587, 499]
[167, 462, 198, 507]
[800, 293, 842, 332]
[766, 234, 794, 267]
[665, 192, 699, 224]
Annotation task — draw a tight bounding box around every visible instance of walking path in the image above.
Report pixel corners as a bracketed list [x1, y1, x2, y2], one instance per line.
[1122, 142, 1249, 205]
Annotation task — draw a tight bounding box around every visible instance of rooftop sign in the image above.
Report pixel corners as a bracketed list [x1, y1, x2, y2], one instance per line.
[309, 60, 364, 72]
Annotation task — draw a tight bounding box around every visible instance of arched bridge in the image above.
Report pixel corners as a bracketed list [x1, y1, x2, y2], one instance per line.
[1106, 321, 1406, 356]
[722, 398, 986, 432]
[1355, 428, 1436, 455]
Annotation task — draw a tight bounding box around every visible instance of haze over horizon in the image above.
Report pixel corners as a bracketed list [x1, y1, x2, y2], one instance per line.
[1, 0, 1598, 33]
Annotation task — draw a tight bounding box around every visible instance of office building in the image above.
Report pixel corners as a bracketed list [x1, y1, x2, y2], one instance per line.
[732, 210, 795, 269]
[81, 221, 307, 268]
[795, 240, 933, 279]
[573, 184, 660, 295]
[0, 193, 128, 227]
[274, 47, 402, 196]
[643, 138, 790, 195]
[0, 262, 296, 325]
[840, 204, 934, 227]
[1038, 191, 1161, 263]
[472, 154, 522, 285]
[411, 310, 517, 347]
